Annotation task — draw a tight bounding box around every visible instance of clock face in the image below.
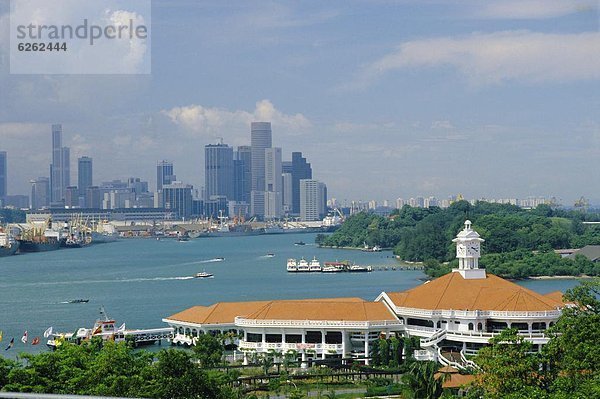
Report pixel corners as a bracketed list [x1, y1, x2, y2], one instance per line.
[456, 244, 466, 256]
[467, 244, 480, 256]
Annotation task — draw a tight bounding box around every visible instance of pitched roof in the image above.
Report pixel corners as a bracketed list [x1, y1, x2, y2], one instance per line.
[568, 245, 600, 262]
[164, 297, 392, 325]
[165, 301, 270, 325]
[244, 300, 396, 322]
[384, 272, 564, 312]
[544, 291, 566, 304]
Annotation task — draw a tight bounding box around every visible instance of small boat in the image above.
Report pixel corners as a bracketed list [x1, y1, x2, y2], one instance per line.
[194, 272, 214, 279]
[348, 265, 372, 273]
[67, 299, 89, 304]
[297, 258, 309, 272]
[266, 253, 275, 257]
[177, 236, 190, 242]
[214, 257, 225, 261]
[287, 258, 298, 272]
[294, 241, 306, 246]
[308, 257, 321, 272]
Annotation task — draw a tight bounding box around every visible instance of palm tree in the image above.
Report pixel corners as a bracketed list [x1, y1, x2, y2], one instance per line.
[400, 361, 446, 399]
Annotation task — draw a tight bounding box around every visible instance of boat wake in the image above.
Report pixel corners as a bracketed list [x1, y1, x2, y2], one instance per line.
[198, 258, 224, 263]
[6, 276, 197, 288]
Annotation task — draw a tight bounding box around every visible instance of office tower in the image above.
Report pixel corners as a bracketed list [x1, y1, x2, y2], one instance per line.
[264, 147, 282, 219]
[50, 124, 70, 204]
[30, 177, 50, 209]
[77, 156, 93, 201]
[162, 181, 193, 219]
[205, 142, 234, 201]
[282, 161, 293, 174]
[0, 151, 6, 199]
[282, 172, 292, 213]
[250, 122, 272, 217]
[156, 160, 175, 192]
[86, 186, 102, 209]
[65, 186, 79, 208]
[291, 152, 312, 214]
[300, 179, 327, 221]
[236, 146, 252, 203]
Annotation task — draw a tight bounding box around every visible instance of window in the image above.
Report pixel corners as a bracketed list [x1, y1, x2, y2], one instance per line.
[468, 323, 474, 331]
[246, 333, 262, 342]
[325, 332, 342, 344]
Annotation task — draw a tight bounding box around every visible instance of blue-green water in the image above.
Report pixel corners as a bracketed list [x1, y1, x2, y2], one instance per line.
[0, 233, 582, 356]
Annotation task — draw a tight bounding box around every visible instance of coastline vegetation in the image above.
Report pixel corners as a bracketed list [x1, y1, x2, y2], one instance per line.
[318, 201, 600, 279]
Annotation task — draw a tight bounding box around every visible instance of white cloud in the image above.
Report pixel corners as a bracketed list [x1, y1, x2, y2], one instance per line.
[357, 31, 600, 87]
[474, 0, 597, 19]
[163, 100, 311, 138]
[431, 120, 454, 130]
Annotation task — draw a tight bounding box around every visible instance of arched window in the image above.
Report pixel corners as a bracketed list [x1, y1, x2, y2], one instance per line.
[178, 327, 184, 334]
[185, 328, 191, 335]
[477, 323, 483, 331]
[436, 321, 441, 329]
[192, 329, 198, 337]
[468, 323, 474, 331]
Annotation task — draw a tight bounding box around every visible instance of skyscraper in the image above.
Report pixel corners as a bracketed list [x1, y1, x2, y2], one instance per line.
[291, 152, 312, 214]
[264, 147, 282, 219]
[300, 179, 327, 221]
[0, 151, 6, 199]
[205, 142, 234, 201]
[78, 156, 93, 201]
[50, 124, 70, 205]
[235, 146, 252, 203]
[250, 122, 272, 218]
[162, 181, 193, 219]
[30, 177, 50, 210]
[156, 160, 175, 192]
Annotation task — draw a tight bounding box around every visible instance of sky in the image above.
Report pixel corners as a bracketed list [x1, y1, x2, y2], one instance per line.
[0, 0, 599, 206]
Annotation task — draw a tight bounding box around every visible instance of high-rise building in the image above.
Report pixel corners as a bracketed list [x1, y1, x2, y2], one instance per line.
[291, 152, 312, 214]
[300, 179, 327, 221]
[30, 177, 50, 210]
[235, 146, 252, 203]
[282, 161, 293, 174]
[156, 160, 175, 192]
[282, 172, 292, 213]
[77, 156, 93, 201]
[86, 186, 102, 209]
[250, 122, 272, 218]
[162, 181, 193, 219]
[264, 147, 282, 219]
[0, 151, 6, 199]
[205, 142, 234, 201]
[50, 124, 70, 205]
[65, 186, 79, 208]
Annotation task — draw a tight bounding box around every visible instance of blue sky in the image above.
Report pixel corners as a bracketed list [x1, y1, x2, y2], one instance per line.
[0, 0, 599, 205]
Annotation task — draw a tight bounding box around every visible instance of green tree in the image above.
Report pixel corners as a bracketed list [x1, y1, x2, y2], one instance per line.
[471, 329, 545, 398]
[400, 361, 445, 399]
[193, 333, 224, 368]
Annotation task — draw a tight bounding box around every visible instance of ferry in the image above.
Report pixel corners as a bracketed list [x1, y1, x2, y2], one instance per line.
[297, 258, 310, 272]
[287, 258, 298, 272]
[47, 307, 173, 349]
[308, 257, 322, 272]
[348, 265, 373, 272]
[322, 266, 342, 273]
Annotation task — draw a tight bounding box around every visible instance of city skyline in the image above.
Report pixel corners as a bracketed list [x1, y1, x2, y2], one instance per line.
[0, 1, 599, 204]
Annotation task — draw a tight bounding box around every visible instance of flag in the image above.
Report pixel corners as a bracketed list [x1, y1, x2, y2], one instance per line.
[21, 331, 28, 344]
[31, 337, 40, 346]
[43, 327, 53, 338]
[5, 338, 14, 350]
[92, 325, 102, 335]
[117, 323, 125, 332]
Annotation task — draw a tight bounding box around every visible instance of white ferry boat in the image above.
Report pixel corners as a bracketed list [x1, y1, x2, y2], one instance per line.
[297, 258, 310, 272]
[308, 257, 322, 272]
[287, 258, 298, 272]
[322, 266, 342, 273]
[46, 307, 173, 349]
[348, 265, 373, 272]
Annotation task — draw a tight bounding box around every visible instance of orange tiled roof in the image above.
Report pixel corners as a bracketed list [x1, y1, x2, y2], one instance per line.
[384, 272, 564, 312]
[244, 300, 397, 322]
[165, 301, 271, 325]
[165, 298, 396, 325]
[544, 291, 566, 304]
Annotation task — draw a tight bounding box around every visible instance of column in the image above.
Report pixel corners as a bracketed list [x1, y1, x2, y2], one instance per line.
[364, 332, 370, 365]
[321, 330, 326, 359]
[243, 351, 248, 365]
[341, 330, 347, 360]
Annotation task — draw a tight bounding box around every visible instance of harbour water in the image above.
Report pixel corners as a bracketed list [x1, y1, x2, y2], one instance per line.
[0, 233, 582, 357]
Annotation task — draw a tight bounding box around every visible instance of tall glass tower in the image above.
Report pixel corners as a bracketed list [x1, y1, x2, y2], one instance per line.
[250, 122, 272, 217]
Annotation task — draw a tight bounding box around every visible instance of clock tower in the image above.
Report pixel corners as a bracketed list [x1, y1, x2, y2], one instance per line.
[452, 220, 486, 279]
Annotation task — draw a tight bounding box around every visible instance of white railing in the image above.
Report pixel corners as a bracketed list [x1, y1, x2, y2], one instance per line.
[420, 329, 447, 347]
[437, 346, 463, 370]
[235, 317, 402, 329]
[238, 341, 342, 352]
[393, 306, 561, 320]
[460, 349, 480, 370]
[413, 349, 435, 361]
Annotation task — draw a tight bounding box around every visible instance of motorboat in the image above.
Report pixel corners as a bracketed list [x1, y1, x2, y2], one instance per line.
[194, 272, 214, 279]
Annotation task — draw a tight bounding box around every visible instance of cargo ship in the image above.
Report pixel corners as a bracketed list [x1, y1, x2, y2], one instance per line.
[17, 219, 64, 253]
[0, 228, 19, 257]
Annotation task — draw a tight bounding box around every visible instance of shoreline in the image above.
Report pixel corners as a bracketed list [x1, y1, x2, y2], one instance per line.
[523, 275, 593, 281]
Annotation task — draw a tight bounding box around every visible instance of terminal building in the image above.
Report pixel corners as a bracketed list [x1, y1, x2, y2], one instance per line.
[163, 221, 565, 368]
